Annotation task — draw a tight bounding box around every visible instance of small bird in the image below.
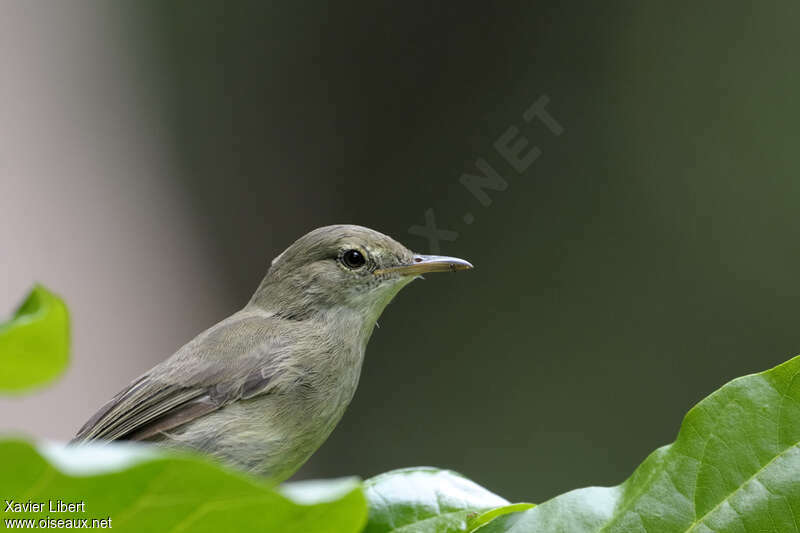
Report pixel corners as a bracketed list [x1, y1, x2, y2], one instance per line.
[73, 225, 472, 482]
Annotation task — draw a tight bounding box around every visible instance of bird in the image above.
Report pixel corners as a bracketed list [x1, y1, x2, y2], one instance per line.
[72, 224, 472, 483]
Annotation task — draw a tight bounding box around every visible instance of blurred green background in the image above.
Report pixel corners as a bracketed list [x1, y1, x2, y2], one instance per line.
[3, 1, 800, 503]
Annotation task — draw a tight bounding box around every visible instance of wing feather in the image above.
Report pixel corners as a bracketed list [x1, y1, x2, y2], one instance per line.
[73, 366, 277, 442]
[72, 311, 287, 443]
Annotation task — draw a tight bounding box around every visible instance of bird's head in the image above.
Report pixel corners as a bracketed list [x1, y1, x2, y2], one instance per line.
[251, 225, 472, 323]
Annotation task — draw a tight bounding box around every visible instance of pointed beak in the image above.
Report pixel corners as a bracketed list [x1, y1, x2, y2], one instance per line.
[374, 254, 474, 276]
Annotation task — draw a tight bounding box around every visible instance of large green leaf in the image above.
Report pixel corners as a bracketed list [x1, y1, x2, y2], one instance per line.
[0, 285, 70, 393]
[363, 467, 533, 533]
[0, 439, 367, 532]
[479, 355, 800, 533]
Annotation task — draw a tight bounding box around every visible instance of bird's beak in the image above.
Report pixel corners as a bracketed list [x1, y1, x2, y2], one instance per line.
[374, 254, 473, 276]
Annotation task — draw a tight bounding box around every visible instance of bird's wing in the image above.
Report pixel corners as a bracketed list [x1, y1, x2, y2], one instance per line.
[73, 312, 291, 443]
[72, 362, 278, 442]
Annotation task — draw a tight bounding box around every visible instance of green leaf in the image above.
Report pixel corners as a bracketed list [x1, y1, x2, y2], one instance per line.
[363, 467, 532, 533]
[0, 439, 368, 532]
[0, 285, 70, 393]
[467, 503, 536, 530]
[478, 355, 800, 532]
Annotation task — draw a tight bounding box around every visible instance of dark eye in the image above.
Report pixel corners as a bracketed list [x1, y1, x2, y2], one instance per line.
[341, 249, 366, 269]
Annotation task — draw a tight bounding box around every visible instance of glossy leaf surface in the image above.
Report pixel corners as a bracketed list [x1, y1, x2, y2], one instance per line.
[0, 285, 70, 393]
[479, 355, 800, 532]
[0, 440, 367, 532]
[363, 467, 531, 533]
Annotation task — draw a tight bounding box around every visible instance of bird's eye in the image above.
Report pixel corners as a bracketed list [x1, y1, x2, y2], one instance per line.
[341, 249, 366, 269]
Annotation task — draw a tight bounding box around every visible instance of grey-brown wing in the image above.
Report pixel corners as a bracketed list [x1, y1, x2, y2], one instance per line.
[72, 310, 292, 443]
[72, 363, 278, 442]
